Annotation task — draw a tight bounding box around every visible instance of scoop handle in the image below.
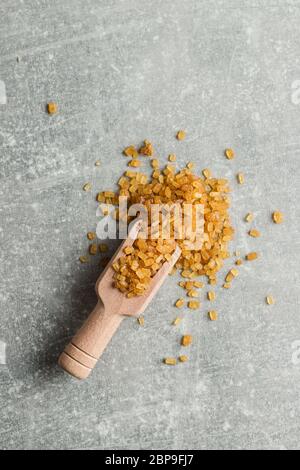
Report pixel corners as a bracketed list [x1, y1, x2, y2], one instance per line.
[58, 301, 123, 379]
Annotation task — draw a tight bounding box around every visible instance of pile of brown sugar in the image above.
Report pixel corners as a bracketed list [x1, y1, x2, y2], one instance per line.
[96, 141, 234, 297]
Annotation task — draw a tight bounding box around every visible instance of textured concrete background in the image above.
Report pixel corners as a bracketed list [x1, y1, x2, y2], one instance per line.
[0, 0, 300, 450]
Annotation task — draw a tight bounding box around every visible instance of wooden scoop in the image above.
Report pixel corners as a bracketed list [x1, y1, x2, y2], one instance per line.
[58, 219, 181, 380]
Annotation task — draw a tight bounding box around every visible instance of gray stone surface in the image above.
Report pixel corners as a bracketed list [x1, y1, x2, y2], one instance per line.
[0, 0, 300, 450]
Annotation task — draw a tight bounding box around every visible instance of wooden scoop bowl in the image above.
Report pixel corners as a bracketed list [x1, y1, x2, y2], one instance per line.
[58, 219, 181, 380]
